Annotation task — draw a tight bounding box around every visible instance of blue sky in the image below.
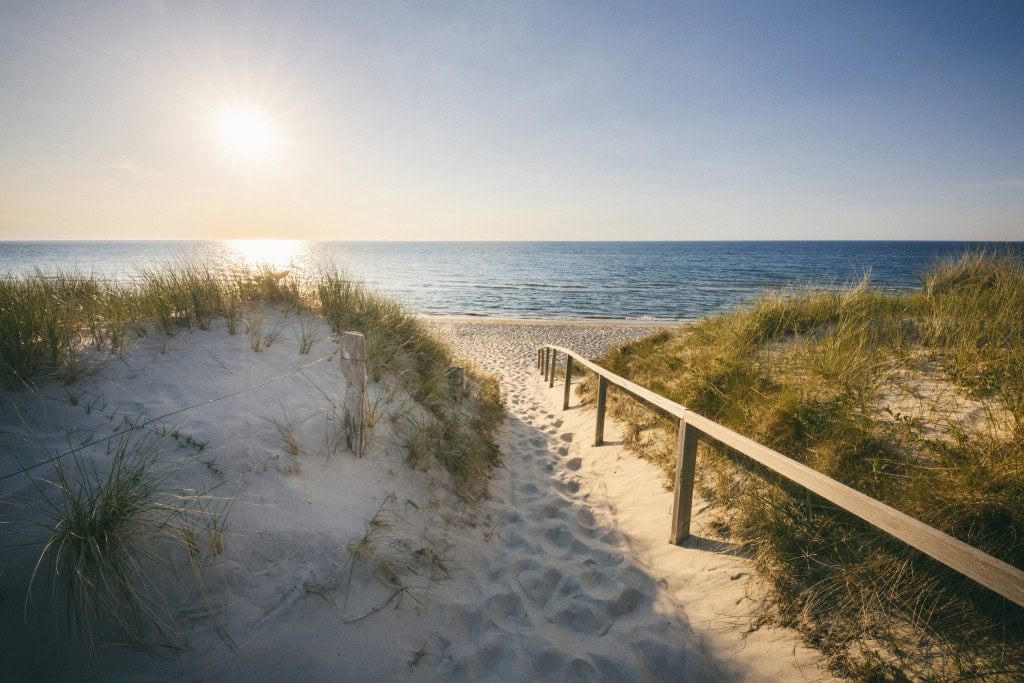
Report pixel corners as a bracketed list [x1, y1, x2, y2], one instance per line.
[1, 1, 1022, 240]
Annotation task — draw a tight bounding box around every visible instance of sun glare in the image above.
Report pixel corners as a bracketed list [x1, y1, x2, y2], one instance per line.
[217, 106, 276, 161]
[227, 239, 304, 271]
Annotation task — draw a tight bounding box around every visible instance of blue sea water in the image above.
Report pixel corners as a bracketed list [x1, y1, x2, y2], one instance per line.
[0, 241, 1019, 320]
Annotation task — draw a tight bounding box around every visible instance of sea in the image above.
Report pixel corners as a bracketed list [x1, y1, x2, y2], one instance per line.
[0, 240, 1019, 321]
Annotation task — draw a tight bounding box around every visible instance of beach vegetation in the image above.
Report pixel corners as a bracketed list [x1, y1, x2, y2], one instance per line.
[264, 409, 300, 457]
[316, 268, 504, 496]
[295, 318, 321, 354]
[21, 427, 228, 652]
[1, 261, 505, 651]
[580, 249, 1024, 680]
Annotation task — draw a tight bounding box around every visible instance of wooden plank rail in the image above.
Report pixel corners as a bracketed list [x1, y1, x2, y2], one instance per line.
[536, 343, 1024, 609]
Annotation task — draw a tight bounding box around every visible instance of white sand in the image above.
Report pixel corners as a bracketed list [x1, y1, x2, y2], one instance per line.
[0, 313, 837, 681]
[425, 318, 839, 682]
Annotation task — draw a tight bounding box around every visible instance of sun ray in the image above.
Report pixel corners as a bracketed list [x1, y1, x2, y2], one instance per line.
[217, 106, 276, 161]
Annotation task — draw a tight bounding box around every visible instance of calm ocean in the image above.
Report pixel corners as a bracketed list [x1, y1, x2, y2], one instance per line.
[0, 241, 1018, 320]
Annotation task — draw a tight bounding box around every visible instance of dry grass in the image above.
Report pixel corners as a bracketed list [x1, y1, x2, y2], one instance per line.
[579, 249, 1024, 681]
[21, 428, 228, 652]
[1, 261, 506, 651]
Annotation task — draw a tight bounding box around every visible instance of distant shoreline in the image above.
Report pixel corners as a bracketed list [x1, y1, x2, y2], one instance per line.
[423, 315, 684, 327]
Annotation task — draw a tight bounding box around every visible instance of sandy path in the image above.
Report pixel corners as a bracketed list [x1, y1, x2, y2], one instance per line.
[0, 315, 837, 680]
[425, 318, 838, 681]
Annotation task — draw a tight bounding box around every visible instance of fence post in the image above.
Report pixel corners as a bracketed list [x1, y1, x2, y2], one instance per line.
[549, 350, 557, 388]
[594, 375, 608, 446]
[562, 355, 574, 410]
[339, 332, 367, 458]
[447, 366, 465, 396]
[670, 417, 700, 544]
[537, 349, 542, 369]
[543, 348, 550, 377]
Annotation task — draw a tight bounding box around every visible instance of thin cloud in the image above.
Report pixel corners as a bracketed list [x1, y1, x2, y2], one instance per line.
[109, 160, 164, 177]
[958, 178, 1024, 191]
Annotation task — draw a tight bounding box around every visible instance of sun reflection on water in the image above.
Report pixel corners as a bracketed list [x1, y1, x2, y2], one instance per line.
[225, 239, 306, 272]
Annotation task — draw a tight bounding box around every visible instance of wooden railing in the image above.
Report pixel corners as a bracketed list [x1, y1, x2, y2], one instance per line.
[536, 344, 1024, 608]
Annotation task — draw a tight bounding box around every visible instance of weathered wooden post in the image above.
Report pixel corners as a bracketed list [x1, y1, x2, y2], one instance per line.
[594, 375, 608, 446]
[669, 416, 700, 544]
[447, 366, 465, 396]
[548, 350, 557, 388]
[542, 348, 550, 377]
[339, 332, 367, 458]
[562, 355, 574, 410]
[537, 349, 542, 369]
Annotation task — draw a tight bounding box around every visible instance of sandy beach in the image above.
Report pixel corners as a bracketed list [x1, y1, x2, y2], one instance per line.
[425, 318, 838, 681]
[1, 313, 836, 681]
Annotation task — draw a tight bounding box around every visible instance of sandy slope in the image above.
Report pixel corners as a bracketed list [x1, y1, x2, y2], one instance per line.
[0, 313, 837, 681]
[426, 318, 838, 681]
[0, 312, 462, 681]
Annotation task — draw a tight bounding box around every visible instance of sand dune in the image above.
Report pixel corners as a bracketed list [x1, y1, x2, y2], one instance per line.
[0, 314, 836, 681]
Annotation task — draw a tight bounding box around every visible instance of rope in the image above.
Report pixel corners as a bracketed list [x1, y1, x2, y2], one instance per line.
[0, 351, 338, 483]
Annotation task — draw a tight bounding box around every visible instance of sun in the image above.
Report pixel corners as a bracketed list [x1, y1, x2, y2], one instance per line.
[216, 106, 276, 161]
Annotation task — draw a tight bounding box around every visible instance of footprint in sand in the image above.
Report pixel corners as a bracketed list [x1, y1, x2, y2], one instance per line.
[600, 529, 625, 545]
[517, 482, 540, 498]
[545, 582, 613, 636]
[486, 591, 532, 631]
[579, 567, 619, 600]
[539, 524, 578, 555]
[587, 546, 625, 567]
[557, 446, 569, 457]
[536, 499, 570, 519]
[630, 634, 690, 675]
[559, 432, 574, 443]
[517, 565, 563, 606]
[535, 461, 554, 475]
[499, 509, 522, 525]
[559, 477, 582, 494]
[565, 457, 582, 471]
[575, 507, 597, 529]
[604, 587, 644, 617]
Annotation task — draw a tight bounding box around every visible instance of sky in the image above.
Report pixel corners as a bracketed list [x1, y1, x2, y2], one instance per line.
[1, 0, 1022, 241]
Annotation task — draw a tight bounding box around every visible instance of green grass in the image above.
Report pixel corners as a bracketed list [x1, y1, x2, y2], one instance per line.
[2, 261, 506, 648]
[25, 427, 228, 652]
[0, 264, 305, 387]
[315, 267, 504, 496]
[579, 249, 1024, 681]
[405, 369, 503, 498]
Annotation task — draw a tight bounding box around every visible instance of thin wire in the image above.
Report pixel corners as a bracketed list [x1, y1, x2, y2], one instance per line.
[0, 352, 337, 483]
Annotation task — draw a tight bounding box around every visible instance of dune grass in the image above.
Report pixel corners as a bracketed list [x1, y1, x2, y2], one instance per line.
[580, 249, 1024, 681]
[23, 427, 229, 653]
[1, 261, 504, 649]
[0, 264, 502, 488]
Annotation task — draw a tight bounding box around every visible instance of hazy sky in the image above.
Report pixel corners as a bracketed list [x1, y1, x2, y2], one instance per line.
[1, 1, 1022, 241]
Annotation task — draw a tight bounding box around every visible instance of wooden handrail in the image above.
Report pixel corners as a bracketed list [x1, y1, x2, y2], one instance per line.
[538, 343, 1024, 609]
